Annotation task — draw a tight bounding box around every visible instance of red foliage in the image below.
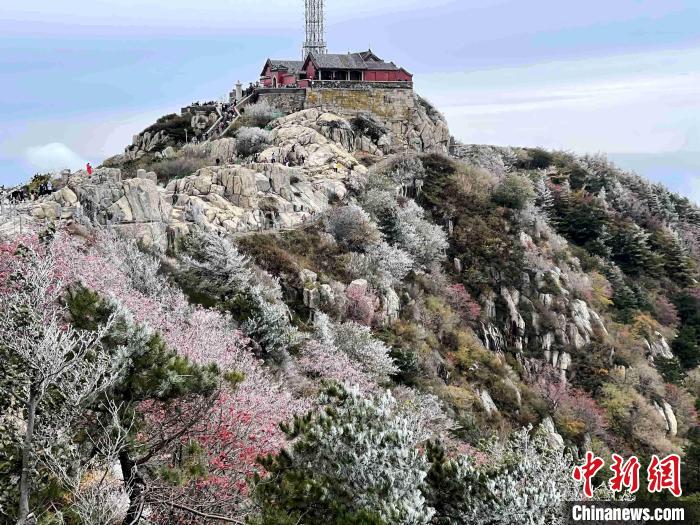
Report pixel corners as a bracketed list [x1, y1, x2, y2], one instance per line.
[446, 284, 481, 322]
[8, 229, 307, 516]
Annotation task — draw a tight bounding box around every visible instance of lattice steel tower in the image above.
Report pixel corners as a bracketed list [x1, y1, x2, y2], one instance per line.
[303, 0, 327, 59]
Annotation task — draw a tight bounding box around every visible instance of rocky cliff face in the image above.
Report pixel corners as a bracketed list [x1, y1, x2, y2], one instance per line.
[31, 106, 376, 248]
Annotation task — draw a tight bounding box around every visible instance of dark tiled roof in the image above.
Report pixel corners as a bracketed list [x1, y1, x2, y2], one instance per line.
[268, 60, 304, 73]
[309, 51, 401, 71]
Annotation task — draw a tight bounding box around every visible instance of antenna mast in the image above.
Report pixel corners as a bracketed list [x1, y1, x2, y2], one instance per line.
[303, 0, 327, 59]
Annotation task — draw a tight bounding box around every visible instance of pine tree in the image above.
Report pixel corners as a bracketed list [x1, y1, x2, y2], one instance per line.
[66, 286, 222, 524]
[533, 176, 554, 219]
[252, 386, 434, 525]
[424, 425, 580, 525]
[178, 228, 298, 363]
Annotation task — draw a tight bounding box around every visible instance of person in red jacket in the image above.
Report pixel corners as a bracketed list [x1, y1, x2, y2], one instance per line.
[86, 162, 93, 175]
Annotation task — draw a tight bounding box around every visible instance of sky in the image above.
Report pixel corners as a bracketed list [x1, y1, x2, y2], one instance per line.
[1, 0, 700, 202]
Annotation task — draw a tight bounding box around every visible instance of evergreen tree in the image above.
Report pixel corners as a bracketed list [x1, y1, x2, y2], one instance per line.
[252, 386, 433, 525]
[533, 176, 554, 219]
[672, 325, 700, 370]
[650, 229, 696, 285]
[683, 426, 700, 496]
[672, 291, 700, 369]
[609, 222, 660, 276]
[178, 228, 298, 363]
[424, 426, 580, 525]
[66, 286, 223, 524]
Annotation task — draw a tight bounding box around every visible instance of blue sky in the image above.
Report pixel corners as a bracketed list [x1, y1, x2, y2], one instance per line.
[1, 0, 700, 202]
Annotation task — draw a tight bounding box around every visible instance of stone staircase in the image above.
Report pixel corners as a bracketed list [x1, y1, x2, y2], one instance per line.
[205, 92, 257, 142]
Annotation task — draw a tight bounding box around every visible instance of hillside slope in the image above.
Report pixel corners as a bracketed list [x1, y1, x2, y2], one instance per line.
[1, 98, 699, 524]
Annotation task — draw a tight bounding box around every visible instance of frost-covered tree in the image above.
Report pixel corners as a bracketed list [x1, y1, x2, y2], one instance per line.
[394, 200, 449, 267]
[42, 401, 131, 525]
[326, 204, 381, 251]
[100, 229, 168, 298]
[533, 175, 554, 218]
[253, 386, 434, 525]
[383, 153, 426, 186]
[314, 313, 397, 381]
[425, 425, 580, 525]
[366, 241, 415, 282]
[0, 238, 124, 524]
[243, 284, 299, 363]
[179, 228, 298, 362]
[180, 227, 253, 300]
[41, 228, 301, 522]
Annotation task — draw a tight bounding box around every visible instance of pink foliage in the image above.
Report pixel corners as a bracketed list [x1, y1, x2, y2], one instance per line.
[12, 230, 307, 510]
[345, 280, 377, 326]
[653, 295, 680, 329]
[0, 234, 41, 293]
[535, 368, 607, 438]
[297, 340, 376, 392]
[446, 283, 482, 322]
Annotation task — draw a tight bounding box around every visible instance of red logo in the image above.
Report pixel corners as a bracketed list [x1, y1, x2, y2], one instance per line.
[609, 454, 641, 494]
[573, 453, 682, 497]
[573, 451, 605, 498]
[647, 454, 682, 497]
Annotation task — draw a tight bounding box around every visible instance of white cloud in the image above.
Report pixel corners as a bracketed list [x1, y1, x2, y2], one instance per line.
[24, 142, 88, 173]
[418, 47, 700, 155]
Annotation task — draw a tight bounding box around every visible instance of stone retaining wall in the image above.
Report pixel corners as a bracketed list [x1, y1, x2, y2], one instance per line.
[256, 90, 307, 115]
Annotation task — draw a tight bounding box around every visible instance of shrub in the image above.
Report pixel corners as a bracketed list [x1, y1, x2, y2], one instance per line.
[239, 100, 283, 128]
[148, 157, 211, 182]
[345, 280, 377, 326]
[144, 112, 192, 143]
[653, 295, 680, 329]
[237, 233, 300, 282]
[325, 204, 381, 251]
[350, 113, 387, 142]
[445, 284, 481, 322]
[492, 173, 536, 210]
[515, 147, 555, 170]
[235, 127, 272, 157]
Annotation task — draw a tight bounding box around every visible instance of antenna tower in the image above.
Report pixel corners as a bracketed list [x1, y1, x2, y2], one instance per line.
[303, 0, 327, 59]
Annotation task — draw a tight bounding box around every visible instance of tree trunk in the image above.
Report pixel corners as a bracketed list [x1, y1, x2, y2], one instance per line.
[16, 391, 38, 525]
[120, 448, 146, 525]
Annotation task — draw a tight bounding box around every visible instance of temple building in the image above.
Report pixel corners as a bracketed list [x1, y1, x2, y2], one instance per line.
[260, 50, 412, 88]
[259, 1, 412, 89]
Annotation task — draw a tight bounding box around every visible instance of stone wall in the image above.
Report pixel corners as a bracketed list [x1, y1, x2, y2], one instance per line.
[304, 86, 414, 121]
[303, 87, 450, 153]
[256, 90, 307, 115]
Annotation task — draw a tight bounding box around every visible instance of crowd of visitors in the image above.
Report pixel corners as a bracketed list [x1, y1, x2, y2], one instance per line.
[0, 179, 53, 205]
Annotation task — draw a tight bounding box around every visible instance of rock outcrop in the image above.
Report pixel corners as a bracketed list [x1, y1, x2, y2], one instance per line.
[29, 108, 376, 248]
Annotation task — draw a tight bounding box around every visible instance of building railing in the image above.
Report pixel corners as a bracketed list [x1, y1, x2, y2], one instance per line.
[307, 80, 413, 90]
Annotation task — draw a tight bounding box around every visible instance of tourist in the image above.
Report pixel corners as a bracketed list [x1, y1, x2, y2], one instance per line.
[86, 163, 93, 176]
[216, 158, 221, 166]
[271, 154, 277, 164]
